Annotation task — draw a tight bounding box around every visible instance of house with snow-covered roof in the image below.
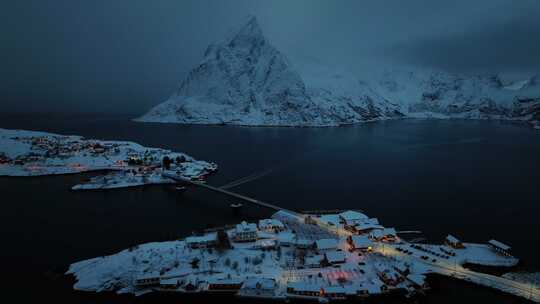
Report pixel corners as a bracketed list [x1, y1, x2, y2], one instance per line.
[370, 228, 397, 241]
[239, 277, 276, 297]
[159, 278, 180, 290]
[304, 254, 324, 268]
[258, 218, 285, 232]
[315, 238, 339, 251]
[445, 234, 464, 249]
[338, 210, 369, 225]
[488, 239, 512, 256]
[324, 250, 346, 264]
[206, 277, 244, 291]
[234, 221, 258, 242]
[347, 235, 374, 251]
[185, 232, 218, 249]
[134, 271, 161, 286]
[344, 217, 384, 234]
[286, 282, 323, 297]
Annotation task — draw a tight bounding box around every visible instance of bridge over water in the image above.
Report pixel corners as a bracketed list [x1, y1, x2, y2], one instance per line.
[162, 172, 300, 216]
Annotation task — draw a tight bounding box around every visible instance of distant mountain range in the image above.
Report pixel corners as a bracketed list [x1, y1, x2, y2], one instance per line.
[135, 16, 540, 128]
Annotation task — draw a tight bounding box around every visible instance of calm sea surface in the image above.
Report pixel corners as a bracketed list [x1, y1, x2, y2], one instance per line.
[1, 114, 539, 303]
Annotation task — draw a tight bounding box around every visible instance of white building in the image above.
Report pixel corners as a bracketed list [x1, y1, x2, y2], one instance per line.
[488, 239, 512, 256]
[234, 221, 258, 242]
[258, 218, 285, 232]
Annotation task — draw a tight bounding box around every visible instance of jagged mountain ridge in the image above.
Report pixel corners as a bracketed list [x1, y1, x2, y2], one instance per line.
[135, 16, 402, 126]
[136, 16, 539, 128]
[372, 69, 540, 123]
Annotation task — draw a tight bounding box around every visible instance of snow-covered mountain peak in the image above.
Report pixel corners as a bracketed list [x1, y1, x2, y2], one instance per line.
[135, 17, 538, 127]
[227, 15, 264, 47]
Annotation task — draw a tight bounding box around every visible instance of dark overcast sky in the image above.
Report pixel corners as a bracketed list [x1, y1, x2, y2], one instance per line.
[1, 0, 539, 114]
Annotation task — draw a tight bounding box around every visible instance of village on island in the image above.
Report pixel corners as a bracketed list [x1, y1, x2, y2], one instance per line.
[0, 128, 217, 189]
[67, 207, 539, 302]
[1, 128, 537, 302]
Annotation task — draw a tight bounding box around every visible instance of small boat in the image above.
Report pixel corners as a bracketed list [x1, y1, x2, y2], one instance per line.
[175, 186, 187, 192]
[230, 203, 243, 209]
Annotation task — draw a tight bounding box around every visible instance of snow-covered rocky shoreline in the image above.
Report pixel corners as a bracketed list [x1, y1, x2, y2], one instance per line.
[67, 210, 537, 302]
[0, 128, 217, 189]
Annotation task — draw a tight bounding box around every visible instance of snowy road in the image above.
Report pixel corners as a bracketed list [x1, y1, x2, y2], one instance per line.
[383, 245, 539, 302]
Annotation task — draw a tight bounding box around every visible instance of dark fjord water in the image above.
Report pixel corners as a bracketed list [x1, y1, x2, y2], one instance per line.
[1, 114, 539, 303]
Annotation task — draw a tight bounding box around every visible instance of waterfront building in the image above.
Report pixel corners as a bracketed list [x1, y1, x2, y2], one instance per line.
[185, 232, 218, 249]
[488, 239, 512, 256]
[134, 272, 161, 286]
[207, 278, 243, 291]
[445, 234, 465, 249]
[234, 221, 258, 242]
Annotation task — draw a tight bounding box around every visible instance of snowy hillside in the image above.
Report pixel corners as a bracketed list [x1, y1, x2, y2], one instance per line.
[136, 16, 539, 128]
[135, 16, 401, 126]
[370, 69, 540, 123]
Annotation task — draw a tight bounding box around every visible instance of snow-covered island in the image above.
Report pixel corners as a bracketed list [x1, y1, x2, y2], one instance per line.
[67, 210, 539, 302]
[135, 16, 540, 129]
[0, 128, 217, 190]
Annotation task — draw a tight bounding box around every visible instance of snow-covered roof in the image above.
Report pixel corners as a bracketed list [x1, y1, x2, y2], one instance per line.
[371, 227, 396, 238]
[235, 221, 257, 233]
[295, 239, 315, 247]
[354, 222, 384, 231]
[319, 214, 341, 226]
[185, 232, 217, 244]
[305, 255, 324, 266]
[350, 235, 374, 248]
[277, 232, 295, 243]
[325, 250, 346, 263]
[258, 218, 284, 228]
[488, 239, 511, 251]
[316, 238, 339, 250]
[446, 234, 461, 244]
[160, 278, 179, 285]
[339, 210, 369, 222]
[207, 277, 244, 285]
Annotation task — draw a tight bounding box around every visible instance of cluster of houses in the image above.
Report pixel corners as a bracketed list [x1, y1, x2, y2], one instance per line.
[8, 134, 183, 170]
[128, 210, 517, 302]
